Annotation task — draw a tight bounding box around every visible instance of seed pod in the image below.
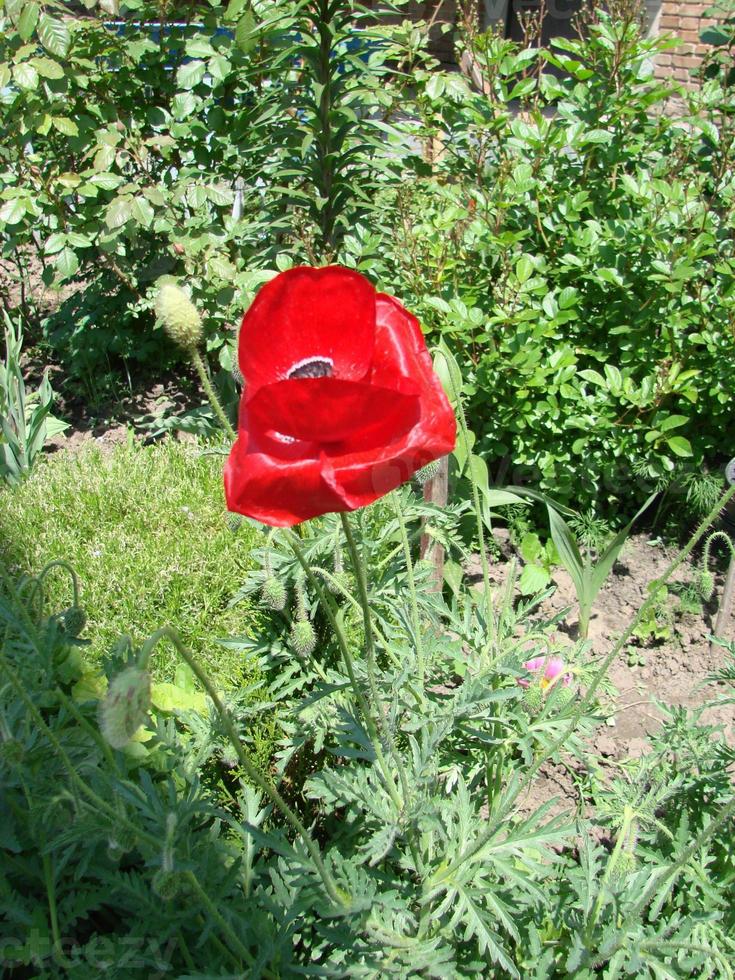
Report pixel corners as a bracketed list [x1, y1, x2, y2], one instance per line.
[261, 577, 287, 612]
[98, 666, 151, 749]
[155, 283, 203, 351]
[290, 619, 316, 658]
[549, 684, 575, 711]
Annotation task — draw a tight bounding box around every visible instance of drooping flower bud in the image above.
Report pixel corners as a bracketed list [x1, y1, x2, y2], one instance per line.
[261, 577, 287, 612]
[698, 569, 715, 601]
[60, 605, 87, 637]
[290, 619, 316, 658]
[98, 666, 151, 749]
[155, 283, 203, 351]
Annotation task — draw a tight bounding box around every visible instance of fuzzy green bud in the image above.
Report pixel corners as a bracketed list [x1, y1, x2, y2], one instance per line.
[549, 684, 575, 711]
[521, 684, 544, 714]
[60, 605, 87, 637]
[415, 459, 442, 486]
[107, 826, 137, 859]
[699, 569, 715, 602]
[155, 283, 203, 351]
[290, 619, 316, 658]
[98, 666, 151, 749]
[151, 869, 189, 901]
[261, 577, 287, 612]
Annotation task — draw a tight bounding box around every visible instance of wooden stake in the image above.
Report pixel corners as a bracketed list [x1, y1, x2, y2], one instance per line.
[420, 455, 449, 592]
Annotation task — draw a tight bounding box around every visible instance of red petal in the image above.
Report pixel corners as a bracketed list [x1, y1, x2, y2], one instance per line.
[369, 293, 435, 389]
[246, 377, 420, 448]
[239, 266, 375, 395]
[224, 435, 346, 527]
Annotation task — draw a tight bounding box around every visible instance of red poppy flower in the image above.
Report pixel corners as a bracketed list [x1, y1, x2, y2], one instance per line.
[224, 265, 456, 527]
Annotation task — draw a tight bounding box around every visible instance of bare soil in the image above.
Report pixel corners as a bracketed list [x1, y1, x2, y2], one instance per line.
[471, 533, 735, 818]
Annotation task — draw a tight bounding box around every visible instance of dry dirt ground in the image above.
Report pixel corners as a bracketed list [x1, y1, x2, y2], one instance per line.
[471, 533, 735, 817]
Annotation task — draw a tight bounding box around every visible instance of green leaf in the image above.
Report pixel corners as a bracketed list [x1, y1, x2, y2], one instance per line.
[667, 435, 693, 458]
[546, 505, 585, 602]
[52, 116, 79, 137]
[38, 13, 70, 58]
[17, 2, 40, 42]
[150, 682, 208, 714]
[176, 59, 206, 90]
[658, 414, 688, 432]
[235, 10, 257, 52]
[432, 342, 463, 403]
[13, 62, 39, 90]
[30, 56, 64, 79]
[519, 563, 552, 596]
[515, 256, 533, 284]
[93, 145, 117, 171]
[0, 197, 27, 225]
[131, 196, 154, 228]
[56, 247, 79, 280]
[105, 196, 133, 230]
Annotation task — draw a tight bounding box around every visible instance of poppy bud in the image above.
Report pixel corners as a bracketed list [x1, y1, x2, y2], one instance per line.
[107, 826, 137, 859]
[151, 869, 189, 901]
[549, 684, 575, 711]
[220, 744, 239, 769]
[699, 569, 715, 601]
[290, 619, 316, 657]
[155, 283, 203, 351]
[261, 577, 287, 612]
[60, 605, 87, 637]
[522, 684, 544, 714]
[98, 666, 151, 749]
[227, 512, 243, 533]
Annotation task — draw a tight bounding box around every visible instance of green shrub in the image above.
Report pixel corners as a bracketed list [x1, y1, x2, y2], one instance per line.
[356, 10, 735, 517]
[0, 437, 262, 684]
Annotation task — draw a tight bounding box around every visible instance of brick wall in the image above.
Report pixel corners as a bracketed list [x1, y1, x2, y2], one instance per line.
[648, 2, 721, 86]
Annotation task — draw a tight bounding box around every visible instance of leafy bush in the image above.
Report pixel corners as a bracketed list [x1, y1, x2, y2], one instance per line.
[0, 0, 411, 382]
[360, 8, 735, 515]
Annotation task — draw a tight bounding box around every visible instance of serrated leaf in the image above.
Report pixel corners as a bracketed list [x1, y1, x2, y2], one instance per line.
[0, 197, 27, 225]
[17, 2, 40, 41]
[176, 59, 206, 89]
[131, 196, 154, 228]
[93, 144, 116, 171]
[56, 247, 79, 279]
[105, 196, 133, 229]
[235, 10, 257, 52]
[38, 13, 70, 58]
[519, 563, 551, 596]
[30, 56, 64, 79]
[52, 116, 79, 137]
[13, 62, 39, 90]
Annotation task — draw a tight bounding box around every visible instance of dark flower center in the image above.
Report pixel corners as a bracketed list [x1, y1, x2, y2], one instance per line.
[288, 357, 333, 380]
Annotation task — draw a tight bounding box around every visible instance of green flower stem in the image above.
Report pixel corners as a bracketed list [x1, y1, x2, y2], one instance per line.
[190, 348, 236, 441]
[585, 805, 635, 940]
[184, 871, 272, 975]
[138, 627, 347, 910]
[339, 514, 416, 806]
[23, 560, 80, 618]
[392, 494, 427, 696]
[427, 484, 735, 892]
[286, 533, 405, 812]
[448, 374, 495, 640]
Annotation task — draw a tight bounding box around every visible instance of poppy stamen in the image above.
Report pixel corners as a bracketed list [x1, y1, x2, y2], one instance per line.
[288, 357, 334, 379]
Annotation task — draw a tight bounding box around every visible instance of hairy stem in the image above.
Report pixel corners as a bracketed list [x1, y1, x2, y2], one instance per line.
[190, 348, 236, 441]
[139, 627, 347, 909]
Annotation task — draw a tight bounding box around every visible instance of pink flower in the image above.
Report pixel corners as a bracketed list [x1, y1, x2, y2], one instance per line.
[517, 656, 572, 691]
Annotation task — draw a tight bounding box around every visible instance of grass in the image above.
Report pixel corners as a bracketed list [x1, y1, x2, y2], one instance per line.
[0, 436, 264, 688]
